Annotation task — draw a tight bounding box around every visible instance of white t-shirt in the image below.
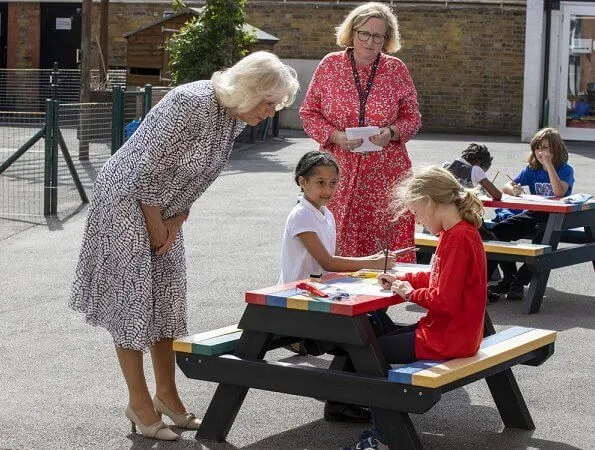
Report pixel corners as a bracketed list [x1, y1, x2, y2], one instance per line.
[443, 158, 488, 187]
[278, 196, 336, 284]
[470, 164, 488, 187]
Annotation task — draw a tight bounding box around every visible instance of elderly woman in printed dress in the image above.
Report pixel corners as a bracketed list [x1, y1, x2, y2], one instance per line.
[70, 52, 299, 440]
[300, 2, 421, 260]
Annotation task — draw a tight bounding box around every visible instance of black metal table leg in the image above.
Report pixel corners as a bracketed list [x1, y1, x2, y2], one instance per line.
[345, 317, 423, 450]
[373, 407, 422, 450]
[484, 311, 496, 336]
[523, 271, 550, 314]
[522, 213, 564, 314]
[195, 330, 272, 442]
[485, 368, 535, 430]
[585, 224, 594, 270]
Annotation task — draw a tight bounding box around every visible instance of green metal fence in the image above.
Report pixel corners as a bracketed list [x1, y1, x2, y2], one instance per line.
[111, 85, 152, 153]
[0, 86, 153, 220]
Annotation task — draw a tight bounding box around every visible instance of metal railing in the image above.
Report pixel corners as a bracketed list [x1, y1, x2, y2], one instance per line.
[111, 85, 153, 152]
[0, 66, 126, 113]
[0, 85, 153, 219]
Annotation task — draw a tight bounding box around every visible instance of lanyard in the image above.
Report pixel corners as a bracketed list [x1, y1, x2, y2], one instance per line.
[349, 49, 381, 127]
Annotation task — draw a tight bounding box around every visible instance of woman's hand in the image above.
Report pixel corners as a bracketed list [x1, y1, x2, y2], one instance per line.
[368, 127, 392, 148]
[147, 223, 169, 252]
[331, 130, 363, 151]
[390, 280, 414, 300]
[156, 215, 186, 255]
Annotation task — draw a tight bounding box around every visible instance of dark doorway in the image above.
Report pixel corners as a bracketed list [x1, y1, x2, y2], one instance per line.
[0, 3, 7, 68]
[40, 3, 82, 69]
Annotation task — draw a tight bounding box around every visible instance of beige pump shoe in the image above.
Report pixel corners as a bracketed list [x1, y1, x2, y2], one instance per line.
[124, 404, 179, 440]
[153, 395, 202, 430]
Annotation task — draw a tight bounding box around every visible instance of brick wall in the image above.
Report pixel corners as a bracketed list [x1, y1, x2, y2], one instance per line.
[8, 3, 40, 69]
[245, 1, 526, 134]
[6, 0, 526, 133]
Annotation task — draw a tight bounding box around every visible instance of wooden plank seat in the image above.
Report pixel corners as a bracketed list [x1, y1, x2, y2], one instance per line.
[415, 232, 552, 263]
[389, 326, 556, 388]
[173, 324, 300, 356]
[484, 219, 589, 244]
[174, 325, 556, 448]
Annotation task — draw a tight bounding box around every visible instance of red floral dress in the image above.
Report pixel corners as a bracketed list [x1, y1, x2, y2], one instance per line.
[300, 50, 422, 259]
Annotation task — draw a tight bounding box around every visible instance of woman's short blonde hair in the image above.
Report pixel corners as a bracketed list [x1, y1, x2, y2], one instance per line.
[212, 51, 300, 114]
[336, 2, 401, 53]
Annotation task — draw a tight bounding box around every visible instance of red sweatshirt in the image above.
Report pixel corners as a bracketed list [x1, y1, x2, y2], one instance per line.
[402, 220, 487, 360]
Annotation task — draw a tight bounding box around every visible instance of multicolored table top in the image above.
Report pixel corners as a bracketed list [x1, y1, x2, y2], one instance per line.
[245, 272, 405, 316]
[481, 194, 595, 214]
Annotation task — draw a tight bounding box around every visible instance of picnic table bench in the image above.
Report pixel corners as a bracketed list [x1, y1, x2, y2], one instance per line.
[175, 273, 556, 449]
[414, 232, 552, 265]
[481, 195, 595, 313]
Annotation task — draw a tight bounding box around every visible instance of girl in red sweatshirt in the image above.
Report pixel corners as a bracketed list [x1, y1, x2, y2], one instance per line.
[379, 166, 487, 363]
[344, 167, 489, 450]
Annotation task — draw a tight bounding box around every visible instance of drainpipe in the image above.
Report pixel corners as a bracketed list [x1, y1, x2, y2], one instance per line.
[540, 0, 553, 128]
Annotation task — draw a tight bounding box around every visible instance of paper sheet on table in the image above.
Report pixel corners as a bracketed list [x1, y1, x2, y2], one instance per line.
[393, 263, 431, 274]
[326, 281, 395, 297]
[345, 126, 382, 152]
[501, 193, 562, 203]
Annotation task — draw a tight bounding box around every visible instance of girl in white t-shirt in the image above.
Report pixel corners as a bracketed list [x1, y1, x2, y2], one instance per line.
[279, 151, 395, 284]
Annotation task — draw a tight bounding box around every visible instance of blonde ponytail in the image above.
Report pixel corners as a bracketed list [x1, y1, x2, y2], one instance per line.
[455, 190, 483, 227]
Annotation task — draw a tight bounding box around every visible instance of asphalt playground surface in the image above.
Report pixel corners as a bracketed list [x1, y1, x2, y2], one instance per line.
[1, 130, 593, 449]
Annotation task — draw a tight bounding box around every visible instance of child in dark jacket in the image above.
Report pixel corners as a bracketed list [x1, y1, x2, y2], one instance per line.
[444, 143, 501, 240]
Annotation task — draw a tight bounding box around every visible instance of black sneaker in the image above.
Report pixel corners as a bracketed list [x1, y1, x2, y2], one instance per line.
[487, 289, 501, 303]
[487, 278, 511, 302]
[507, 280, 525, 301]
[324, 402, 371, 423]
[341, 429, 388, 450]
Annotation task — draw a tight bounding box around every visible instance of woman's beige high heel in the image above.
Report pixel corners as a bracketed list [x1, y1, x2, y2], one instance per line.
[153, 395, 202, 430]
[124, 404, 179, 440]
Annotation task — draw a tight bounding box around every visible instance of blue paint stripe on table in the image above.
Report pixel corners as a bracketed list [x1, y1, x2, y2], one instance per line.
[387, 326, 535, 383]
[265, 288, 299, 308]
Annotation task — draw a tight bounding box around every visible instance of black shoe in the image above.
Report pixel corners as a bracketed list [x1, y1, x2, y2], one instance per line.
[507, 280, 525, 301]
[489, 278, 512, 294]
[487, 277, 511, 302]
[487, 289, 501, 303]
[324, 402, 371, 423]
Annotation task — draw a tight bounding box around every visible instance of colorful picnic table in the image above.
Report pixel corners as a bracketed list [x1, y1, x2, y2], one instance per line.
[175, 267, 551, 449]
[482, 194, 595, 313]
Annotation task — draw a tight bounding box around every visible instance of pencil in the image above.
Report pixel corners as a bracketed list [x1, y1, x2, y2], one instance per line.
[506, 174, 515, 183]
[491, 170, 500, 184]
[383, 249, 389, 274]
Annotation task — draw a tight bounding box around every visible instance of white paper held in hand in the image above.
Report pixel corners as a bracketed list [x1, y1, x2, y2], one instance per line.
[345, 126, 383, 152]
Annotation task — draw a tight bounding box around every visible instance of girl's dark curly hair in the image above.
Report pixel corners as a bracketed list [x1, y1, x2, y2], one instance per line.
[461, 143, 493, 172]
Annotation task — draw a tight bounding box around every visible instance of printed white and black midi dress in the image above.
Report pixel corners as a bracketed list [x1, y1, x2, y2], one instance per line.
[70, 80, 246, 351]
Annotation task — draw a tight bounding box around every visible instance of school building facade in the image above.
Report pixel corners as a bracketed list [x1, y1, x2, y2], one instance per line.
[4, 0, 595, 140]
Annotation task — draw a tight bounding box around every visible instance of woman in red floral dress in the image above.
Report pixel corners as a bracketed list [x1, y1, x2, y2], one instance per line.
[300, 2, 421, 260]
